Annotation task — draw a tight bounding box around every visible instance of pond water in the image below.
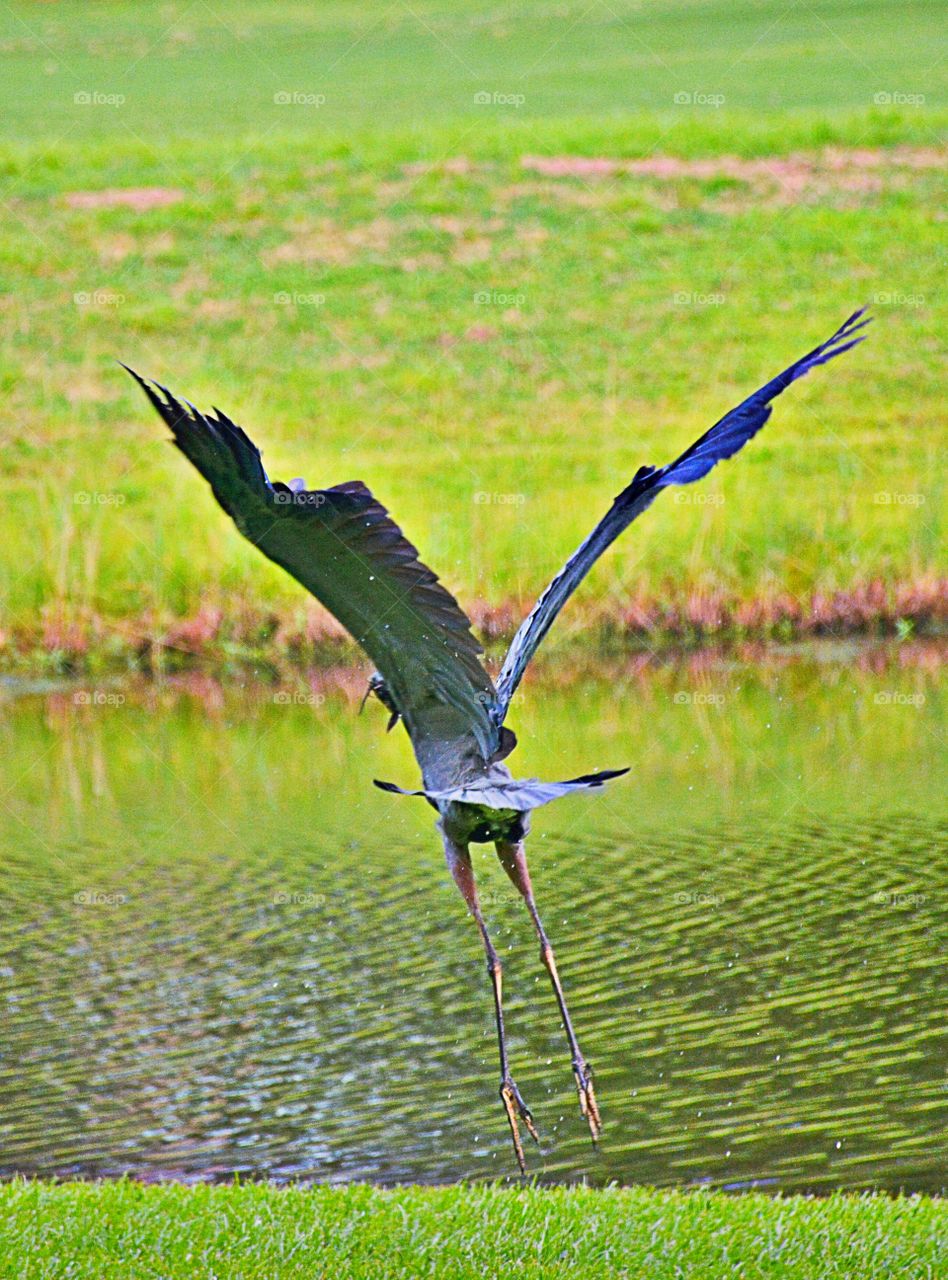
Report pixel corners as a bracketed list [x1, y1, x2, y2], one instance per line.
[0, 643, 944, 1192]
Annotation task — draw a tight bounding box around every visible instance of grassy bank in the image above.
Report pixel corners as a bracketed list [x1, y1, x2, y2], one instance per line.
[0, 1, 943, 670]
[1, 1181, 944, 1279]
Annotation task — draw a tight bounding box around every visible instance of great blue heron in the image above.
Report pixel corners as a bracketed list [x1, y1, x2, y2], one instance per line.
[124, 307, 869, 1172]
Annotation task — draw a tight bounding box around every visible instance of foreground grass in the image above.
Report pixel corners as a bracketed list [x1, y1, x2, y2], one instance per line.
[1, 1181, 944, 1279]
[0, 1, 943, 666]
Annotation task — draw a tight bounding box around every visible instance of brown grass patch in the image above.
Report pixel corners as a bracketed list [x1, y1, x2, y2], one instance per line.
[264, 216, 398, 266]
[65, 188, 185, 211]
[402, 158, 476, 177]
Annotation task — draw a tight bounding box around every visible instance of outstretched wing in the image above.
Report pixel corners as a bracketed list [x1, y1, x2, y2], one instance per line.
[374, 766, 629, 811]
[124, 368, 498, 785]
[494, 309, 870, 719]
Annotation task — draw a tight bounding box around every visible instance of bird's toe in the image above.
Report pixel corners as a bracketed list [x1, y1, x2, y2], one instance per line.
[500, 1075, 539, 1173]
[572, 1060, 603, 1142]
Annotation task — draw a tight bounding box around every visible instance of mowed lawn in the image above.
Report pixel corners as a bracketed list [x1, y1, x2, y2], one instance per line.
[2, 1181, 945, 1280]
[0, 0, 943, 665]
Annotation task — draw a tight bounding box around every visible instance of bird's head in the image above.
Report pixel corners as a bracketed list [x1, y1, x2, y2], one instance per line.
[361, 671, 401, 731]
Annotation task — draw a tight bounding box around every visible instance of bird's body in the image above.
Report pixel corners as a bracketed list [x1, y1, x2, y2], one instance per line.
[125, 308, 869, 1171]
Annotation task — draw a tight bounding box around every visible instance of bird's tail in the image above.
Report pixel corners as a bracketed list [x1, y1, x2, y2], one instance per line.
[374, 767, 628, 812]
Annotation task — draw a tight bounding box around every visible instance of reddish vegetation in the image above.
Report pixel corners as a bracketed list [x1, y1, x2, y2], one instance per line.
[520, 147, 944, 204]
[4, 579, 945, 673]
[34, 637, 948, 730]
[521, 147, 944, 180]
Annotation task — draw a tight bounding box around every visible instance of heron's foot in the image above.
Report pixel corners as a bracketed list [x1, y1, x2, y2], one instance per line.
[500, 1075, 539, 1174]
[572, 1059, 602, 1142]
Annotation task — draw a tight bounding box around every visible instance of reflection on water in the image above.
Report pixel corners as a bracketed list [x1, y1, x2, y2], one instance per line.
[0, 643, 944, 1191]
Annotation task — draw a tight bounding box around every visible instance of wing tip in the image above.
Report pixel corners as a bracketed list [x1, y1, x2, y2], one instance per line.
[569, 766, 630, 787]
[373, 779, 424, 797]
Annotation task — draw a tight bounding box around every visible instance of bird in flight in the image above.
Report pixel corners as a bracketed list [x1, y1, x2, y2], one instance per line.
[124, 308, 869, 1172]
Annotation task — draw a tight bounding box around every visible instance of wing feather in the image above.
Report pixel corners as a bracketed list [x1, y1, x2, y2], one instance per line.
[494, 309, 870, 718]
[124, 368, 498, 784]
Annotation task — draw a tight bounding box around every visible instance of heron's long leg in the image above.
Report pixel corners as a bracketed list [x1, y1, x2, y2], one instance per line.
[443, 836, 539, 1173]
[496, 840, 602, 1142]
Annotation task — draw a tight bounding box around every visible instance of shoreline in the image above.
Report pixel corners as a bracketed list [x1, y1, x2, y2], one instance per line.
[3, 578, 944, 677]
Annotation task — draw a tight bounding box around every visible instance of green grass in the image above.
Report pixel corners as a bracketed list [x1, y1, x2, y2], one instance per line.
[0, 1, 944, 666]
[1, 1181, 944, 1279]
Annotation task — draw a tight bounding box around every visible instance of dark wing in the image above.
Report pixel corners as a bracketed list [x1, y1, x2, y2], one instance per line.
[124, 368, 498, 786]
[494, 309, 871, 719]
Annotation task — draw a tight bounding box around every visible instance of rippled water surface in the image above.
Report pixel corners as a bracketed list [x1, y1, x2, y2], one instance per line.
[0, 644, 944, 1191]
